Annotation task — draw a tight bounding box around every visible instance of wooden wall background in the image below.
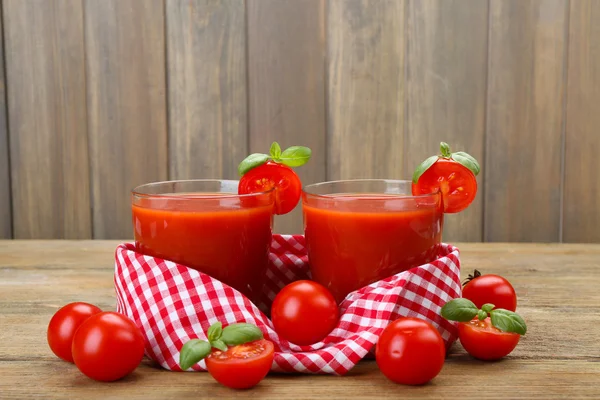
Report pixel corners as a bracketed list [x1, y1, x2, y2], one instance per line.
[0, 0, 598, 243]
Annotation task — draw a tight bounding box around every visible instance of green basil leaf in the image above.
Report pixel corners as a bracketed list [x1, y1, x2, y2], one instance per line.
[451, 152, 481, 176]
[179, 339, 212, 370]
[477, 309, 488, 321]
[412, 155, 439, 184]
[207, 322, 223, 342]
[211, 339, 228, 352]
[440, 142, 452, 157]
[238, 153, 269, 176]
[490, 309, 527, 335]
[270, 141, 282, 160]
[441, 298, 479, 322]
[481, 303, 495, 313]
[221, 323, 264, 346]
[279, 146, 312, 167]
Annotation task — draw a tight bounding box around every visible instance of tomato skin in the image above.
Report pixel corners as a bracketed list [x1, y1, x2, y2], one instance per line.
[412, 158, 478, 213]
[72, 312, 145, 382]
[459, 317, 520, 360]
[463, 274, 517, 312]
[47, 302, 102, 363]
[271, 280, 339, 346]
[376, 317, 445, 385]
[238, 161, 302, 215]
[206, 339, 274, 389]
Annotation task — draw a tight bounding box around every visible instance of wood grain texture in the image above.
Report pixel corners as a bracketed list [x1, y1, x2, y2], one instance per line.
[405, 0, 488, 242]
[485, 0, 568, 242]
[3, 0, 91, 239]
[85, 0, 168, 239]
[1, 241, 600, 398]
[563, 0, 600, 243]
[0, 4, 10, 239]
[247, 0, 326, 234]
[166, 0, 247, 181]
[328, 0, 405, 180]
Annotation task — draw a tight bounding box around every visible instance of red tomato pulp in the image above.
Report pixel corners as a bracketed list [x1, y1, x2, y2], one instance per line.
[132, 192, 273, 303]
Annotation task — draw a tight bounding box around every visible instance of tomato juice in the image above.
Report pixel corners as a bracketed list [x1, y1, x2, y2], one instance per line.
[132, 181, 274, 303]
[302, 180, 443, 303]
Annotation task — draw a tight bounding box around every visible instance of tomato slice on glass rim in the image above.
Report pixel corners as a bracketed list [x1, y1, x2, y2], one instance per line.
[205, 339, 275, 390]
[238, 161, 302, 215]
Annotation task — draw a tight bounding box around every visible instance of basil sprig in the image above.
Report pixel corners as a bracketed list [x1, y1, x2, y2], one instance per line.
[441, 298, 527, 335]
[179, 322, 264, 370]
[412, 142, 481, 183]
[238, 141, 312, 176]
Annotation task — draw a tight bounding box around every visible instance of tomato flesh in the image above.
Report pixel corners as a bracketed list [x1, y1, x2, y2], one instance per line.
[238, 161, 302, 215]
[206, 339, 274, 389]
[463, 274, 517, 312]
[376, 317, 445, 385]
[72, 312, 145, 382]
[412, 158, 477, 213]
[271, 280, 339, 346]
[458, 317, 520, 361]
[47, 302, 102, 363]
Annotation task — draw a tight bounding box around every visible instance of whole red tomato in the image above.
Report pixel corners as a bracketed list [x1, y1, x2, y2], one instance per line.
[458, 317, 520, 360]
[72, 312, 145, 381]
[47, 302, 102, 363]
[376, 317, 445, 385]
[206, 339, 274, 389]
[238, 161, 302, 215]
[271, 280, 339, 346]
[462, 270, 517, 311]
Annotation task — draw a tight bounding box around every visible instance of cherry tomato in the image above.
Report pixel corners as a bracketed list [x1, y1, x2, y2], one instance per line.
[462, 271, 517, 312]
[271, 280, 339, 346]
[412, 158, 477, 213]
[376, 317, 445, 385]
[72, 312, 145, 382]
[238, 161, 302, 215]
[47, 302, 102, 363]
[206, 339, 274, 389]
[458, 317, 520, 360]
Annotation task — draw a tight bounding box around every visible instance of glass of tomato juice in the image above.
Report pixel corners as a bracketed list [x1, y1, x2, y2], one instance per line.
[302, 179, 444, 303]
[131, 180, 275, 303]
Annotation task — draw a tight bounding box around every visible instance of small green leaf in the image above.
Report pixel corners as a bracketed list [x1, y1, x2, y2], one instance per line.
[279, 146, 312, 167]
[238, 153, 269, 176]
[441, 298, 479, 322]
[440, 142, 452, 157]
[270, 142, 282, 160]
[179, 339, 212, 370]
[477, 309, 488, 321]
[211, 339, 228, 352]
[490, 309, 527, 335]
[412, 155, 439, 184]
[451, 152, 481, 176]
[207, 322, 223, 342]
[481, 303, 495, 313]
[221, 323, 264, 346]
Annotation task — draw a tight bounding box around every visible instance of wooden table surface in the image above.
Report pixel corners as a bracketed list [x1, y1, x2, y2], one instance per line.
[1, 241, 599, 399]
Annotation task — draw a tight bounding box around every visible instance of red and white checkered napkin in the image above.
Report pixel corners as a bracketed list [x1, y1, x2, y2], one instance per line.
[114, 235, 461, 376]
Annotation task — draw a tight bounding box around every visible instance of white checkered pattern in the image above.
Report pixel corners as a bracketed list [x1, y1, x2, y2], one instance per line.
[114, 235, 461, 375]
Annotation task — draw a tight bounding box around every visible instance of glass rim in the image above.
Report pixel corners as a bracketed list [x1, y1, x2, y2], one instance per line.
[131, 179, 275, 200]
[302, 179, 440, 200]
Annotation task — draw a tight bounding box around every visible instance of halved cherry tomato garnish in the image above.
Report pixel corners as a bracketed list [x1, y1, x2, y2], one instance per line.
[238, 161, 302, 215]
[458, 317, 520, 361]
[205, 339, 274, 390]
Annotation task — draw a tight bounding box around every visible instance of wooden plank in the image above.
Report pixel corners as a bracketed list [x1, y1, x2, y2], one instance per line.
[247, 0, 326, 234]
[166, 0, 247, 181]
[1, 241, 600, 398]
[85, 0, 168, 239]
[405, 0, 488, 242]
[563, 0, 600, 243]
[485, 0, 568, 242]
[327, 0, 405, 180]
[0, 3, 11, 239]
[3, 0, 91, 239]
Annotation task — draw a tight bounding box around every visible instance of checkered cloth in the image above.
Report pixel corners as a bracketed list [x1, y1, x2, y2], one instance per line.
[114, 235, 461, 375]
